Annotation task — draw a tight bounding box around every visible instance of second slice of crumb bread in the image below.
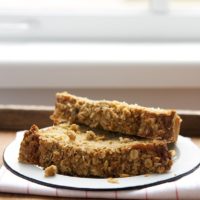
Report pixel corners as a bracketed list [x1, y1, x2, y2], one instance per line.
[51, 92, 182, 142]
[19, 124, 173, 178]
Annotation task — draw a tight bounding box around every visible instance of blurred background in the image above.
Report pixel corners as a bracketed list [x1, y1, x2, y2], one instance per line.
[0, 0, 200, 109]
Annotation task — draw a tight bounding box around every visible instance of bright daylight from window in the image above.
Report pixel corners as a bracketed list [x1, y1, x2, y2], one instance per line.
[0, 0, 200, 41]
[0, 0, 200, 108]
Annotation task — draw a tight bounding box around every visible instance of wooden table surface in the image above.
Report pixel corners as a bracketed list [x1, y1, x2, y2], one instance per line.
[0, 131, 200, 200]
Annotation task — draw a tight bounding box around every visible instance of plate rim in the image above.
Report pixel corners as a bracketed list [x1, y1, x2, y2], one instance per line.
[3, 135, 200, 191]
[3, 153, 200, 191]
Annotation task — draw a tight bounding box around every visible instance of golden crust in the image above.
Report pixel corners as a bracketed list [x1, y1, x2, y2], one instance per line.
[19, 124, 173, 178]
[51, 92, 182, 142]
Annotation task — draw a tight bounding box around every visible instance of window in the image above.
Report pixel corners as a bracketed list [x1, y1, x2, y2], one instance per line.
[171, 0, 200, 11]
[0, 0, 200, 109]
[0, 0, 200, 41]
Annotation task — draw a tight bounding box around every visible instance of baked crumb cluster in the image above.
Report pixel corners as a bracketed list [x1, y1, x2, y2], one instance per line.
[18, 91, 181, 178]
[51, 92, 181, 143]
[44, 165, 58, 177]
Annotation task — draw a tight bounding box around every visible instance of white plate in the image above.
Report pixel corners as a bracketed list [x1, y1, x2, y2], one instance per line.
[3, 132, 200, 191]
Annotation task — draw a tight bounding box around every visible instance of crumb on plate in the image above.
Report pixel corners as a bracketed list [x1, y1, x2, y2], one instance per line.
[44, 165, 58, 177]
[107, 178, 119, 184]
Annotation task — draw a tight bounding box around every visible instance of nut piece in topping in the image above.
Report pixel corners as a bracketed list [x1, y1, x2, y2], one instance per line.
[67, 131, 76, 141]
[44, 165, 58, 177]
[86, 131, 96, 140]
[107, 178, 119, 184]
[70, 124, 79, 131]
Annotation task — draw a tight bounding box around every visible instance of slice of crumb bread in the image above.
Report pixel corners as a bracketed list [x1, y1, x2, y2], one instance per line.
[51, 92, 182, 143]
[19, 124, 173, 178]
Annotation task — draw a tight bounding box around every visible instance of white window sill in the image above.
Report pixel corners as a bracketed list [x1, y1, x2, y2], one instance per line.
[0, 42, 200, 89]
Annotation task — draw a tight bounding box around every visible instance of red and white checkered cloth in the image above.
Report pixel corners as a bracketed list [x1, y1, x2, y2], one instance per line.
[0, 164, 200, 199]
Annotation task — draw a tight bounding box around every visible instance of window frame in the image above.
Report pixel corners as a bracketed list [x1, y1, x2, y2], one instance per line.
[0, 0, 200, 41]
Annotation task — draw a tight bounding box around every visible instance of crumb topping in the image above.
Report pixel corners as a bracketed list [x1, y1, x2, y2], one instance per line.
[67, 130, 76, 141]
[86, 131, 96, 140]
[51, 92, 182, 142]
[19, 123, 173, 178]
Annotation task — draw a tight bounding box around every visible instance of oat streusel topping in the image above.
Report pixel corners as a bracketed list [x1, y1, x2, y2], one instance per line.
[19, 124, 173, 178]
[51, 92, 182, 142]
